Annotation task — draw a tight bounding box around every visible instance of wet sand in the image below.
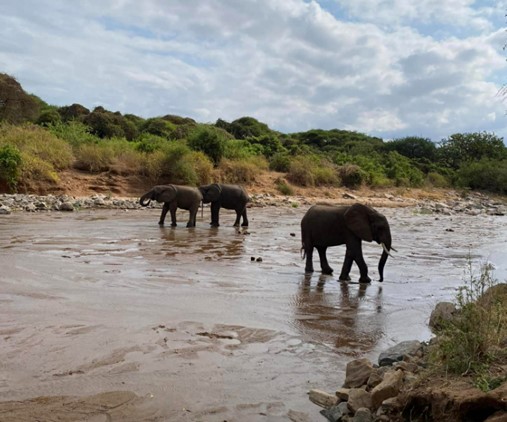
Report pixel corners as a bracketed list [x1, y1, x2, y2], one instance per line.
[1, 206, 506, 421]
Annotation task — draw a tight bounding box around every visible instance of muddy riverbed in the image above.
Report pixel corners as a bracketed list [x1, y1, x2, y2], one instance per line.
[1, 206, 506, 421]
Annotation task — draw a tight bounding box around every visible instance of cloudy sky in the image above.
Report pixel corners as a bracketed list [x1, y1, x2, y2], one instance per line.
[1, 0, 507, 141]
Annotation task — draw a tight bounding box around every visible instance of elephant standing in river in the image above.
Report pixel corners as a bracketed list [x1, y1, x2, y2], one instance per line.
[198, 183, 249, 227]
[301, 203, 394, 283]
[139, 185, 202, 227]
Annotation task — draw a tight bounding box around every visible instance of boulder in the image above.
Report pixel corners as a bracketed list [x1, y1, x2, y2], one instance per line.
[308, 389, 338, 408]
[343, 358, 374, 388]
[347, 388, 372, 413]
[320, 402, 349, 422]
[378, 340, 422, 366]
[371, 369, 404, 409]
[0, 205, 11, 215]
[353, 407, 373, 422]
[429, 302, 457, 331]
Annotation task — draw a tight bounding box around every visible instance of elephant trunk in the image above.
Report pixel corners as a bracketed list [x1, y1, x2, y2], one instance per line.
[139, 192, 152, 207]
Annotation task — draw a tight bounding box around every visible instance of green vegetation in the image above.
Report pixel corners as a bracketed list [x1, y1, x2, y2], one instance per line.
[1, 72, 507, 194]
[429, 260, 507, 391]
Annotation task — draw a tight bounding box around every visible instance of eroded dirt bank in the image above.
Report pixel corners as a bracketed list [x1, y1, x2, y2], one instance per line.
[1, 203, 506, 421]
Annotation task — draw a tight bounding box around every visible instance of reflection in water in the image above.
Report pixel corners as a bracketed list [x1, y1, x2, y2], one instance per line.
[292, 274, 384, 356]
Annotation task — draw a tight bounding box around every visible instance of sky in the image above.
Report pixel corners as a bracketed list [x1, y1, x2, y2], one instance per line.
[1, 0, 507, 142]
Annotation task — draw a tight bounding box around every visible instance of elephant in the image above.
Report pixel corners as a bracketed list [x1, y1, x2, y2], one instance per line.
[198, 183, 249, 227]
[300, 203, 394, 283]
[139, 185, 202, 227]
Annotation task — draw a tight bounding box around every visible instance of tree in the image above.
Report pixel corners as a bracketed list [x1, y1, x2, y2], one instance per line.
[385, 136, 436, 161]
[0, 73, 40, 123]
[437, 132, 507, 169]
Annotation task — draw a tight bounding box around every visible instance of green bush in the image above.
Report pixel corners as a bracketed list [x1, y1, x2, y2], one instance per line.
[218, 157, 267, 184]
[338, 164, 367, 188]
[188, 125, 232, 165]
[269, 152, 291, 172]
[384, 151, 424, 187]
[430, 260, 506, 389]
[426, 171, 450, 188]
[334, 152, 390, 187]
[47, 121, 99, 147]
[0, 144, 22, 190]
[0, 124, 73, 188]
[455, 159, 507, 194]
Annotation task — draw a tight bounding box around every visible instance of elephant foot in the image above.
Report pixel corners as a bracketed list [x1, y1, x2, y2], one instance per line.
[241, 223, 249, 227]
[158, 222, 164, 226]
[305, 267, 314, 274]
[210, 222, 220, 227]
[171, 222, 177, 227]
[359, 275, 372, 283]
[321, 268, 334, 275]
[339, 274, 351, 281]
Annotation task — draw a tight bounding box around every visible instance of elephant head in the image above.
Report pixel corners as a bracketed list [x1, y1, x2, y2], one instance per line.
[139, 185, 177, 206]
[344, 203, 393, 281]
[199, 183, 222, 204]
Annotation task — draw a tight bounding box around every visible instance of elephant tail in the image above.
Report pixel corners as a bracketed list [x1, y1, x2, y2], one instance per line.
[300, 244, 306, 260]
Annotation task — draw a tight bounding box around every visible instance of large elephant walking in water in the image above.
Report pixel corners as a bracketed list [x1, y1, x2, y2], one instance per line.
[301, 203, 394, 283]
[198, 183, 249, 227]
[139, 185, 202, 227]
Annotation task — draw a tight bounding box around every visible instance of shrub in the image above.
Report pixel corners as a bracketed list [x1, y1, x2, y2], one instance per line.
[455, 159, 507, 194]
[0, 144, 22, 190]
[47, 121, 99, 147]
[429, 259, 506, 389]
[334, 152, 390, 187]
[188, 125, 232, 165]
[384, 151, 425, 187]
[218, 157, 267, 184]
[426, 171, 450, 188]
[74, 143, 114, 172]
[287, 155, 338, 187]
[338, 164, 367, 188]
[0, 124, 73, 189]
[275, 178, 294, 195]
[269, 152, 291, 172]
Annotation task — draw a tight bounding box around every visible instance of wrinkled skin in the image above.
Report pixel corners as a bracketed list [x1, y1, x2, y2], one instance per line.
[139, 185, 202, 227]
[198, 184, 249, 227]
[301, 203, 392, 283]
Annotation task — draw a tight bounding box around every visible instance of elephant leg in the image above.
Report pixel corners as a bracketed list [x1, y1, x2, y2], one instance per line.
[233, 209, 241, 227]
[169, 203, 178, 227]
[187, 207, 198, 227]
[339, 251, 353, 281]
[351, 242, 371, 283]
[317, 246, 333, 275]
[159, 203, 170, 226]
[210, 203, 220, 227]
[304, 245, 314, 273]
[240, 208, 248, 227]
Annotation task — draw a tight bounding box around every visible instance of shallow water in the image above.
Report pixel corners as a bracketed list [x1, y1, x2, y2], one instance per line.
[1, 206, 506, 421]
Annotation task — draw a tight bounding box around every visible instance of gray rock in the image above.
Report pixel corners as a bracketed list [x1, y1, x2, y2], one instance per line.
[321, 402, 349, 422]
[429, 301, 456, 331]
[0, 205, 11, 215]
[58, 202, 75, 212]
[353, 407, 373, 422]
[378, 340, 422, 366]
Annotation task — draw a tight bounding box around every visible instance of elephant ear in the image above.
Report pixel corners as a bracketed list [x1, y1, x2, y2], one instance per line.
[207, 184, 222, 201]
[344, 203, 373, 242]
[157, 185, 177, 203]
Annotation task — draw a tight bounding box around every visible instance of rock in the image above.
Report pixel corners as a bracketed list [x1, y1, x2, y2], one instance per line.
[371, 369, 404, 409]
[484, 411, 507, 422]
[308, 389, 338, 408]
[366, 368, 385, 389]
[378, 340, 422, 366]
[347, 388, 372, 414]
[343, 192, 358, 200]
[335, 387, 350, 402]
[353, 407, 373, 422]
[94, 197, 106, 206]
[25, 203, 36, 212]
[0, 205, 11, 215]
[58, 202, 74, 212]
[343, 358, 374, 388]
[429, 302, 457, 331]
[320, 402, 349, 422]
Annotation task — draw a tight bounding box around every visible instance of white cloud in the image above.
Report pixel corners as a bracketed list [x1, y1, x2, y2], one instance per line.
[0, 0, 506, 141]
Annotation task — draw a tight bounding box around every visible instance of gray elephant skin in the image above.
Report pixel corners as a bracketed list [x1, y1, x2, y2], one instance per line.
[301, 203, 393, 283]
[198, 183, 249, 227]
[139, 184, 202, 227]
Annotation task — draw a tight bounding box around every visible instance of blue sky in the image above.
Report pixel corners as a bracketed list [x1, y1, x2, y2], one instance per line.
[1, 0, 506, 142]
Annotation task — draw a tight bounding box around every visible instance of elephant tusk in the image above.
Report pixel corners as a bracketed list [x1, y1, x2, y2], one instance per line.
[381, 243, 393, 257]
[391, 246, 398, 253]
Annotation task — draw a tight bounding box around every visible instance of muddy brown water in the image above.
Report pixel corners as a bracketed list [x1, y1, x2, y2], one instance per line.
[1, 206, 506, 421]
